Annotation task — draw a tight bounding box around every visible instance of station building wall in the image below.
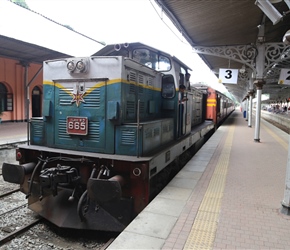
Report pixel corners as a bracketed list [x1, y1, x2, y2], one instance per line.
[0, 57, 43, 122]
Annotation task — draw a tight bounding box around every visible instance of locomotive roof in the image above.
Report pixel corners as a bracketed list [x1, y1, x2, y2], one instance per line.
[92, 42, 192, 71]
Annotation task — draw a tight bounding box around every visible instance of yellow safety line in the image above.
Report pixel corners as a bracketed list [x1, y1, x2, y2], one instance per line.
[184, 126, 235, 250]
[261, 122, 288, 151]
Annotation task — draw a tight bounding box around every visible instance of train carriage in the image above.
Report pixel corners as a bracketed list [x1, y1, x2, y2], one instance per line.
[192, 84, 235, 126]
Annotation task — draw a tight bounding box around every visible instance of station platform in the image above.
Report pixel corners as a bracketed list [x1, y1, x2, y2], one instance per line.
[0, 122, 27, 147]
[108, 111, 290, 249]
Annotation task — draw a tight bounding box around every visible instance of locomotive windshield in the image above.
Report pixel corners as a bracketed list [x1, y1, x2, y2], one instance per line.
[132, 48, 171, 71]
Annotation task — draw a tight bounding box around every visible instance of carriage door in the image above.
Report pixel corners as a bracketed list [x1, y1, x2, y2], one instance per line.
[216, 95, 221, 124]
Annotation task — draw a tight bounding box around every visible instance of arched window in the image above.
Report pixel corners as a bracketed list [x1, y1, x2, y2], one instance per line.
[0, 82, 13, 112]
[0, 83, 7, 112]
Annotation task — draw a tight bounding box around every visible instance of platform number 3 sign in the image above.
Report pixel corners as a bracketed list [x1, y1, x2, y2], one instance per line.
[218, 68, 238, 84]
[279, 69, 290, 85]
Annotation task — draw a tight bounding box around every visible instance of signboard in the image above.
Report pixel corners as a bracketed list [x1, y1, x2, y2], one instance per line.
[66, 116, 88, 135]
[278, 68, 290, 85]
[218, 68, 238, 84]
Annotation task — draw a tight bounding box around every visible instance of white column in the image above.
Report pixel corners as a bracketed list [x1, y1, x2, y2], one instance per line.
[281, 135, 290, 215]
[248, 92, 253, 127]
[254, 81, 264, 142]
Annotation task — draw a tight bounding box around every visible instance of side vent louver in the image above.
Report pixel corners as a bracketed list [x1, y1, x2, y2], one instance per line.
[121, 129, 136, 145]
[138, 74, 144, 84]
[147, 77, 153, 86]
[126, 101, 135, 117]
[139, 101, 145, 114]
[138, 86, 144, 94]
[129, 71, 137, 82]
[129, 84, 135, 94]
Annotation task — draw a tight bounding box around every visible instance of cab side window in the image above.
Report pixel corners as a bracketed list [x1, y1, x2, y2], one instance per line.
[161, 75, 175, 98]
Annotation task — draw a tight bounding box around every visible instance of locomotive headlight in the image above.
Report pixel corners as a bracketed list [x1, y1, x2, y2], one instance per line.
[67, 61, 75, 71]
[67, 58, 88, 73]
[76, 60, 86, 72]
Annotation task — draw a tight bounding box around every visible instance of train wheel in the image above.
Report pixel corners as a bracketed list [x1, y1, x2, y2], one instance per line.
[77, 190, 89, 221]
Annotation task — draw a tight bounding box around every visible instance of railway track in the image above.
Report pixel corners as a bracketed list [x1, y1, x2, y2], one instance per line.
[0, 188, 20, 199]
[0, 218, 42, 247]
[263, 117, 290, 134]
[0, 190, 115, 249]
[0, 190, 41, 249]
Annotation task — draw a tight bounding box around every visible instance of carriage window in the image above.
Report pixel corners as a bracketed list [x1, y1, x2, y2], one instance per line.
[133, 49, 171, 71]
[161, 75, 175, 98]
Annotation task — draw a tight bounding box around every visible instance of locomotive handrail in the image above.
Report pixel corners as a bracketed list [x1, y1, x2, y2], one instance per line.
[91, 56, 120, 60]
[137, 99, 141, 158]
[44, 58, 68, 63]
[52, 77, 109, 83]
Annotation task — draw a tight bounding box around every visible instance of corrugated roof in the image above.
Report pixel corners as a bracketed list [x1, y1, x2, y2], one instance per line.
[0, 34, 70, 64]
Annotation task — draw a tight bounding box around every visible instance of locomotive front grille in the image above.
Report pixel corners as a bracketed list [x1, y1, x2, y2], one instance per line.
[58, 119, 70, 139]
[87, 122, 101, 142]
[82, 89, 101, 108]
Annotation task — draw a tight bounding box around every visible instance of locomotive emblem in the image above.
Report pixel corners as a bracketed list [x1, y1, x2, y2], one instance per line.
[71, 84, 85, 107]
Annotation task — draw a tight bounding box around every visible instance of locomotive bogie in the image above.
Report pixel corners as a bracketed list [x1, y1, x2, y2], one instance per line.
[3, 146, 154, 230]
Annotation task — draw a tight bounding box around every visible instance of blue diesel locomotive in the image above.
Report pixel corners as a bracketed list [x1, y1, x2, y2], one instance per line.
[2, 42, 234, 232]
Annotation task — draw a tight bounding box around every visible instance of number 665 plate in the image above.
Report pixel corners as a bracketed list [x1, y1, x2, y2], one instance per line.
[66, 116, 88, 135]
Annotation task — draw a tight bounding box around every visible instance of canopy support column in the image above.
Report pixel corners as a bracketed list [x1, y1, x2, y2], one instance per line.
[253, 80, 264, 142]
[245, 97, 249, 121]
[248, 90, 254, 128]
[281, 135, 290, 215]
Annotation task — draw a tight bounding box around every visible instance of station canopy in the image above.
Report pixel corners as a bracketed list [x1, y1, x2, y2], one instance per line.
[155, 0, 290, 103]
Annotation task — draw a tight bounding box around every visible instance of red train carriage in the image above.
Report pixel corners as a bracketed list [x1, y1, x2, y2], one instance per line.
[193, 85, 235, 127]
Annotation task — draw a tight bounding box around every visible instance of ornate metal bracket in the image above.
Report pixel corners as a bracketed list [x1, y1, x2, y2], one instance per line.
[264, 43, 290, 75]
[191, 44, 257, 70]
[191, 43, 290, 79]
